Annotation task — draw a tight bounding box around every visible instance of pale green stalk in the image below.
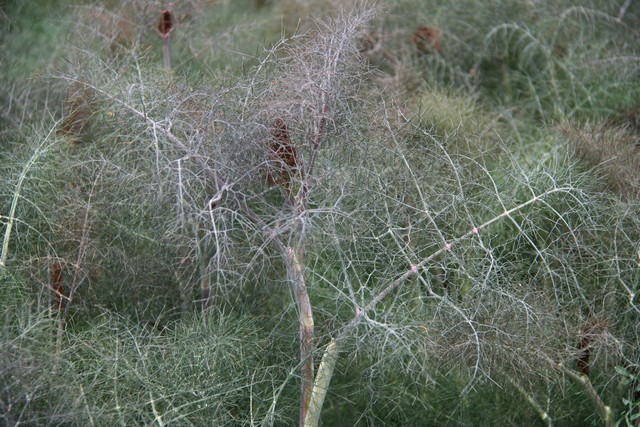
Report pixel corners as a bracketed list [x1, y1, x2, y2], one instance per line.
[1, 125, 57, 268]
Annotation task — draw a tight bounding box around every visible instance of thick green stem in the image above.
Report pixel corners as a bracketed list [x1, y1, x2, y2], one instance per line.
[304, 339, 338, 427]
[545, 356, 612, 427]
[287, 245, 314, 426]
[506, 376, 552, 426]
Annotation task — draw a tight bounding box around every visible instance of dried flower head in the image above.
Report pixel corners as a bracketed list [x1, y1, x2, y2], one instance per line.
[158, 9, 173, 39]
[267, 118, 302, 190]
[412, 26, 443, 54]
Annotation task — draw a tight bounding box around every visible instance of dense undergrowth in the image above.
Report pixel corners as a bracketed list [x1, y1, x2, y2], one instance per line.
[1, 0, 639, 425]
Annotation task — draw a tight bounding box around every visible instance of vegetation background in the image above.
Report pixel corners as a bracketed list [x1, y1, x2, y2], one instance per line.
[1, 0, 639, 425]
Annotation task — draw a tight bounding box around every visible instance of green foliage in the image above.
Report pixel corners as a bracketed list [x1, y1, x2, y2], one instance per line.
[58, 311, 271, 426]
[0, 270, 67, 426]
[1, 0, 639, 425]
[366, 0, 640, 138]
[616, 365, 640, 427]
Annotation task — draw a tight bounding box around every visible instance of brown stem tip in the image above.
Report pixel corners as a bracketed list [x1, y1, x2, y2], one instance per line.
[267, 118, 302, 189]
[412, 26, 443, 54]
[158, 9, 173, 39]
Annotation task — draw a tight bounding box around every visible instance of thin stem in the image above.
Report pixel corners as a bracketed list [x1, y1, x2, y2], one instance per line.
[1, 125, 57, 267]
[163, 38, 172, 71]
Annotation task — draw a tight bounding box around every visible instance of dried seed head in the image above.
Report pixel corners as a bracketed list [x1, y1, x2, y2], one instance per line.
[267, 118, 302, 190]
[158, 9, 173, 38]
[412, 26, 443, 54]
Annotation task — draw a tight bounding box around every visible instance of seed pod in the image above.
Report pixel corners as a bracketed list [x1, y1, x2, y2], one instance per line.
[412, 26, 443, 54]
[267, 118, 302, 190]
